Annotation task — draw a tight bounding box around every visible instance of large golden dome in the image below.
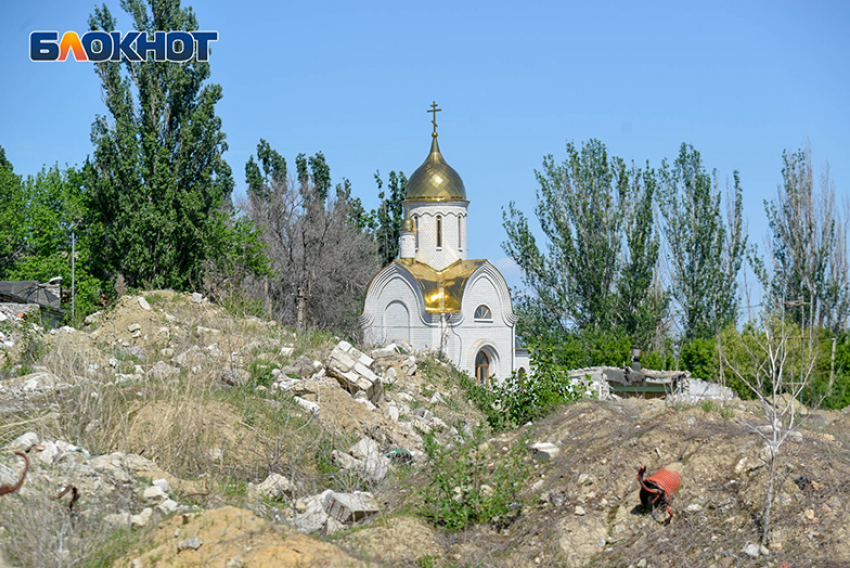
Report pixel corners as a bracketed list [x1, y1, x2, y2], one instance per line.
[405, 134, 467, 202]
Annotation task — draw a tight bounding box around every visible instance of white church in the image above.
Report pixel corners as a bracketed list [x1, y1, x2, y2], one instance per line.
[360, 104, 529, 385]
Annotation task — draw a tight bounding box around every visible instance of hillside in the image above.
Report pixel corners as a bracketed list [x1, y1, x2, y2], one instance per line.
[0, 292, 849, 568]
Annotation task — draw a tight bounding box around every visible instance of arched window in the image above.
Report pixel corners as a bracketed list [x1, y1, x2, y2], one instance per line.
[458, 216, 462, 249]
[475, 350, 490, 387]
[414, 215, 419, 249]
[436, 215, 442, 248]
[474, 305, 492, 321]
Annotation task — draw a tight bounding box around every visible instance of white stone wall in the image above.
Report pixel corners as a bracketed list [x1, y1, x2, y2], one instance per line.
[360, 261, 520, 385]
[408, 201, 467, 271]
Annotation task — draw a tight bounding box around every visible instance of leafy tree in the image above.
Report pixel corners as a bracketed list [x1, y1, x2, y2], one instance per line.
[503, 139, 664, 347]
[244, 141, 379, 333]
[6, 166, 104, 321]
[373, 170, 407, 266]
[0, 146, 26, 278]
[85, 0, 237, 290]
[658, 144, 746, 340]
[763, 145, 848, 332]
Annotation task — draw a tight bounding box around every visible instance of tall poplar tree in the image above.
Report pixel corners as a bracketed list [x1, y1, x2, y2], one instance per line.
[658, 144, 746, 340]
[85, 0, 235, 289]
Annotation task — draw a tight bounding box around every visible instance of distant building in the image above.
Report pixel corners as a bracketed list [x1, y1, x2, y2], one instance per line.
[0, 279, 64, 327]
[360, 106, 528, 385]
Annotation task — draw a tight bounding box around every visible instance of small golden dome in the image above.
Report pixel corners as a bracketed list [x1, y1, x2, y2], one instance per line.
[400, 216, 415, 232]
[405, 136, 467, 202]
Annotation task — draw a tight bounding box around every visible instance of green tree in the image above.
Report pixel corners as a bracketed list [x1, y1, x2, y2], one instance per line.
[7, 166, 104, 321]
[503, 139, 664, 346]
[763, 145, 848, 332]
[85, 0, 235, 290]
[658, 144, 746, 340]
[0, 146, 26, 278]
[373, 170, 407, 266]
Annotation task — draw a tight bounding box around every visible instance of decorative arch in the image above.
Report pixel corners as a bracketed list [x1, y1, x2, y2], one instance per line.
[384, 300, 410, 344]
[468, 340, 500, 386]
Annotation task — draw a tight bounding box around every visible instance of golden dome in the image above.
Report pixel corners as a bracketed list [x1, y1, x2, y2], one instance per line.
[405, 135, 467, 202]
[400, 216, 415, 232]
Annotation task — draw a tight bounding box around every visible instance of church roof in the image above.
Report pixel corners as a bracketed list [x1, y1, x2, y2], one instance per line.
[394, 258, 485, 313]
[405, 134, 467, 202]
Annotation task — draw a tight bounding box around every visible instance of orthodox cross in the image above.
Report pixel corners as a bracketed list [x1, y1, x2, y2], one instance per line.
[427, 101, 441, 135]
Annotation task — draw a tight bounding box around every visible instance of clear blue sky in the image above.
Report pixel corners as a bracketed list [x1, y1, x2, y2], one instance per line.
[1, 0, 848, 293]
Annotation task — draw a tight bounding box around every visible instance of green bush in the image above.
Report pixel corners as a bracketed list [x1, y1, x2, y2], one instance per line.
[420, 425, 528, 531]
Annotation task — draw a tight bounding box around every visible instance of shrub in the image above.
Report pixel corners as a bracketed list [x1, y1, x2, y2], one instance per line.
[420, 425, 528, 531]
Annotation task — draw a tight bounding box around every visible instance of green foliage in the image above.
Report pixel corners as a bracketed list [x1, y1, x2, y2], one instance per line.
[658, 144, 746, 340]
[491, 337, 604, 429]
[420, 425, 528, 531]
[374, 170, 408, 266]
[0, 163, 105, 322]
[85, 0, 239, 290]
[0, 147, 26, 277]
[503, 139, 665, 348]
[763, 146, 849, 332]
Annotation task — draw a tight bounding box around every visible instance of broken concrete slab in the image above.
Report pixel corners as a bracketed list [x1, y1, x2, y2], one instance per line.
[323, 491, 380, 523]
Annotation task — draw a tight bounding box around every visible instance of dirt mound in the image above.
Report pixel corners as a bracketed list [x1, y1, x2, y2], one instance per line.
[116, 506, 371, 567]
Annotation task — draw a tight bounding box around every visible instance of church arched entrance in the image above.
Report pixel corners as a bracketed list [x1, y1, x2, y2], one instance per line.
[384, 300, 411, 344]
[475, 350, 490, 387]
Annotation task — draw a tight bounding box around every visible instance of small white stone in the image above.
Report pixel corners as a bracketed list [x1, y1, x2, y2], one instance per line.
[138, 297, 151, 310]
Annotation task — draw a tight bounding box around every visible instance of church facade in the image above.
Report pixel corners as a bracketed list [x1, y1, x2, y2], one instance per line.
[360, 106, 528, 385]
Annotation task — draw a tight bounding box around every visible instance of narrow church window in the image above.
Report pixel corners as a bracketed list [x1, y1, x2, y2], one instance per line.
[458, 216, 462, 249]
[436, 215, 442, 248]
[474, 305, 492, 320]
[475, 350, 490, 387]
[414, 216, 419, 249]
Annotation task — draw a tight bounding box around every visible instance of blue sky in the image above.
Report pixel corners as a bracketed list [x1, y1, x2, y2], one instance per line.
[1, 0, 848, 295]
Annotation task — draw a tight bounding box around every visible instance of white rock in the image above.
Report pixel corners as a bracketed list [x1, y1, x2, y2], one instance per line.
[138, 297, 151, 310]
[130, 507, 153, 530]
[743, 542, 761, 558]
[253, 473, 295, 501]
[294, 396, 320, 414]
[155, 499, 179, 516]
[139, 485, 168, 506]
[191, 293, 203, 303]
[104, 512, 131, 530]
[6, 432, 39, 453]
[33, 440, 59, 464]
[177, 536, 203, 552]
[128, 323, 141, 333]
[152, 478, 171, 493]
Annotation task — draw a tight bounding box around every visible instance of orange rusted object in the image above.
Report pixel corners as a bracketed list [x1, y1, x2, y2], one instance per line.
[637, 465, 682, 520]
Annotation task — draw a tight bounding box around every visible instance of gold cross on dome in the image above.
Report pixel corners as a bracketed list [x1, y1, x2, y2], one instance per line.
[427, 101, 441, 135]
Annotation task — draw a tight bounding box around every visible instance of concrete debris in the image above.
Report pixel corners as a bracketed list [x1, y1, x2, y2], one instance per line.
[131, 507, 153, 530]
[294, 396, 320, 414]
[669, 377, 737, 404]
[323, 491, 380, 523]
[326, 341, 383, 403]
[370, 344, 400, 359]
[177, 536, 203, 552]
[5, 431, 39, 453]
[252, 473, 295, 501]
[139, 485, 168, 506]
